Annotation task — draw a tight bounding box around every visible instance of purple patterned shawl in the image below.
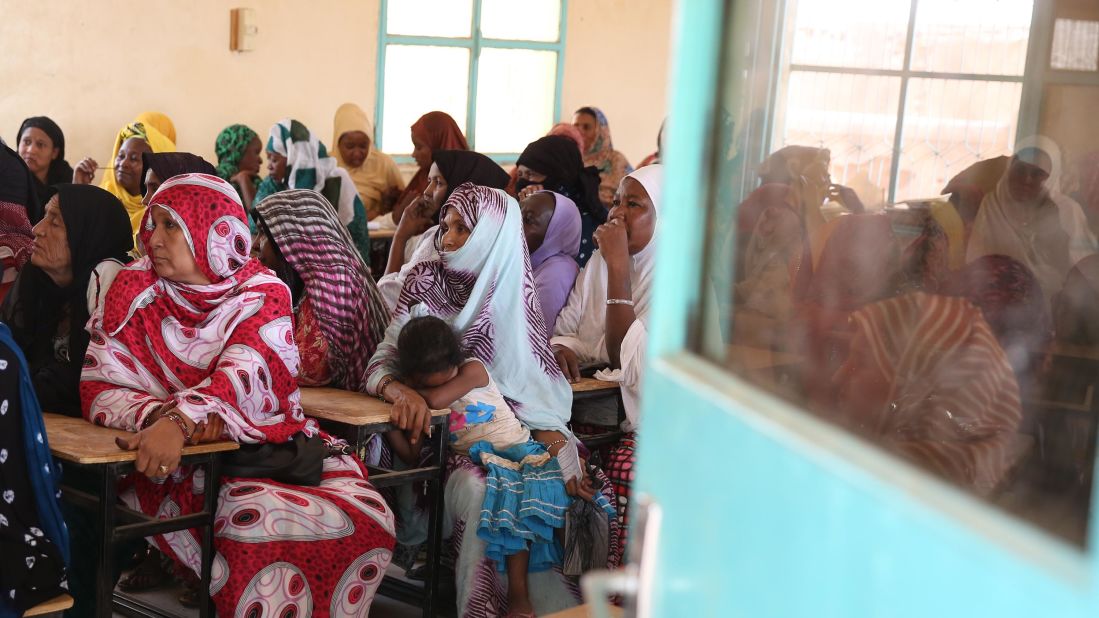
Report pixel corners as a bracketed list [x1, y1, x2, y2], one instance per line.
[365, 183, 572, 433]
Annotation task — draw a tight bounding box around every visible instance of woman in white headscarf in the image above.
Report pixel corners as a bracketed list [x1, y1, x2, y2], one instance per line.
[967, 136, 1098, 302]
[551, 164, 663, 537]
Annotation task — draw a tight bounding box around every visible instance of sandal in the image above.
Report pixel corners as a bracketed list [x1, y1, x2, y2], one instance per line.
[118, 548, 170, 592]
[178, 573, 201, 609]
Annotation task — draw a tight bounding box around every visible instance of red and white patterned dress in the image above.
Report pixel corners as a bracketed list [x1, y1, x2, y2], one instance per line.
[80, 174, 395, 617]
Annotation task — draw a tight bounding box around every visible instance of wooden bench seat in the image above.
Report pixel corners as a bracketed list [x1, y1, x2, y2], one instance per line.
[43, 413, 239, 464]
[23, 594, 73, 617]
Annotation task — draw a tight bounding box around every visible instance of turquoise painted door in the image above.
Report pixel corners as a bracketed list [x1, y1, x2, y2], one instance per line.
[590, 0, 1099, 616]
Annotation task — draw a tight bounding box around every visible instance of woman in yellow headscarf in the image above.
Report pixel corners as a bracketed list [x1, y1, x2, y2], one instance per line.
[331, 102, 404, 220]
[72, 114, 176, 236]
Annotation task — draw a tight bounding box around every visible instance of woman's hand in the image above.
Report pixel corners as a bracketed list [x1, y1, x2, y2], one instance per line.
[73, 158, 98, 184]
[231, 169, 257, 188]
[388, 382, 433, 446]
[828, 184, 865, 213]
[192, 415, 226, 443]
[593, 218, 630, 269]
[553, 345, 581, 383]
[383, 187, 402, 210]
[395, 198, 434, 239]
[115, 417, 189, 479]
[517, 183, 545, 201]
[566, 475, 597, 502]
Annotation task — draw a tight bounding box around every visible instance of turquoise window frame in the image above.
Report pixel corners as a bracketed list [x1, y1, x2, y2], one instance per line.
[375, 0, 569, 164]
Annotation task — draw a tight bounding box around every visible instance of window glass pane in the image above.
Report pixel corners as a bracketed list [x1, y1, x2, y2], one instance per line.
[386, 0, 473, 38]
[778, 71, 901, 208]
[381, 45, 470, 154]
[1051, 18, 1099, 71]
[702, 0, 1095, 547]
[480, 0, 561, 42]
[789, 0, 911, 70]
[909, 0, 1033, 76]
[895, 79, 1022, 200]
[474, 49, 557, 153]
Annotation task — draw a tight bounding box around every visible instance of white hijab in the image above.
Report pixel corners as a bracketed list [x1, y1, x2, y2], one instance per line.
[552, 164, 663, 431]
[967, 136, 1097, 302]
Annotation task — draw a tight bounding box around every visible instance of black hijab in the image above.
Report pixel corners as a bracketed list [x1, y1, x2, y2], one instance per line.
[16, 117, 73, 220]
[1, 184, 133, 415]
[515, 135, 605, 224]
[432, 150, 510, 222]
[0, 142, 42, 224]
[140, 152, 217, 196]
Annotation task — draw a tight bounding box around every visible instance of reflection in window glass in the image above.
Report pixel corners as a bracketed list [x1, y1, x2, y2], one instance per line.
[480, 0, 561, 42]
[705, 0, 1099, 547]
[896, 79, 1022, 199]
[381, 46, 470, 154]
[386, 0, 473, 37]
[789, 0, 911, 70]
[474, 49, 557, 153]
[910, 0, 1032, 76]
[1051, 19, 1099, 71]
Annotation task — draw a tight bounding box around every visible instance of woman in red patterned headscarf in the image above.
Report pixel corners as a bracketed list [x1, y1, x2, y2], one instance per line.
[391, 111, 469, 223]
[80, 174, 395, 617]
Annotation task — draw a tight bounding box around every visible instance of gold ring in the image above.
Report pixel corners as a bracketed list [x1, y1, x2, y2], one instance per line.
[158, 465, 169, 475]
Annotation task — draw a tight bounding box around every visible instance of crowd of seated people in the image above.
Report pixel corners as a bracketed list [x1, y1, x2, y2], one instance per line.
[0, 106, 651, 618]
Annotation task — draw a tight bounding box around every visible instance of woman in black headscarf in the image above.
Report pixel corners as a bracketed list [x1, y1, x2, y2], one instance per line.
[140, 151, 217, 203]
[0, 184, 133, 416]
[16, 117, 73, 220]
[516, 134, 604, 265]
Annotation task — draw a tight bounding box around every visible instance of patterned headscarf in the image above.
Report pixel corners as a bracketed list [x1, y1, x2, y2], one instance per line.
[367, 183, 572, 434]
[100, 120, 176, 235]
[255, 189, 391, 393]
[82, 174, 312, 444]
[577, 106, 633, 208]
[214, 124, 259, 184]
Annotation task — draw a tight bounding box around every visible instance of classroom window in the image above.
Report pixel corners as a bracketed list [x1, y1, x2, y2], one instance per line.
[376, 0, 566, 157]
[701, 0, 1099, 548]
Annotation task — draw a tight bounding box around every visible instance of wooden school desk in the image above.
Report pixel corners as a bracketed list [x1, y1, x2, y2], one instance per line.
[299, 387, 449, 618]
[43, 413, 238, 618]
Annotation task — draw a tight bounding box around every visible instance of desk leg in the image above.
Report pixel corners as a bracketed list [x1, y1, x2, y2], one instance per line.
[97, 464, 119, 618]
[421, 421, 449, 618]
[199, 455, 221, 618]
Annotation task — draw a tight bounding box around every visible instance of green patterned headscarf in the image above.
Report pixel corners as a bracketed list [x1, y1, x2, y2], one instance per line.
[214, 124, 259, 184]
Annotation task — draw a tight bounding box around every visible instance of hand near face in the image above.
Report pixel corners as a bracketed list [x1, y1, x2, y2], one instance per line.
[593, 217, 630, 267]
[73, 158, 98, 185]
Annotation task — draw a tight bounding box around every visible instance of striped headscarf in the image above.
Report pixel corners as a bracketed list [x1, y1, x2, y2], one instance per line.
[214, 124, 259, 184]
[835, 292, 1022, 494]
[255, 189, 390, 393]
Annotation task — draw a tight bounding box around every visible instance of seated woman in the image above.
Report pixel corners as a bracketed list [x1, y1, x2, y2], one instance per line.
[367, 183, 619, 617]
[574, 106, 633, 210]
[214, 124, 263, 211]
[522, 191, 582, 327]
[80, 173, 395, 617]
[0, 321, 69, 616]
[0, 144, 37, 299]
[832, 292, 1023, 495]
[254, 189, 390, 390]
[516, 135, 605, 266]
[141, 152, 217, 205]
[967, 138, 1098, 302]
[377, 150, 509, 310]
[386, 111, 469, 227]
[505, 123, 585, 196]
[72, 119, 175, 236]
[551, 164, 664, 537]
[1, 184, 133, 416]
[332, 102, 405, 221]
[16, 116, 73, 218]
[253, 119, 371, 261]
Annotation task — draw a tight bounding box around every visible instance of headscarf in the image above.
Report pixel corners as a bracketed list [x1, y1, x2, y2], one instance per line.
[255, 119, 370, 259]
[366, 184, 571, 435]
[81, 174, 313, 444]
[214, 123, 259, 185]
[966, 136, 1098, 302]
[0, 144, 37, 268]
[529, 191, 581, 328]
[134, 111, 176, 147]
[941, 155, 1010, 224]
[332, 103, 406, 220]
[255, 189, 391, 393]
[548, 123, 584, 155]
[552, 165, 664, 431]
[577, 107, 633, 209]
[1053, 254, 1099, 345]
[1, 184, 133, 415]
[17, 116, 73, 216]
[734, 186, 812, 320]
[99, 120, 176, 235]
[394, 112, 469, 211]
[140, 152, 216, 195]
[835, 292, 1022, 494]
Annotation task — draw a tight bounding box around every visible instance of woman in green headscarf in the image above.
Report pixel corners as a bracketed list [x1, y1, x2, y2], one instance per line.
[214, 124, 263, 211]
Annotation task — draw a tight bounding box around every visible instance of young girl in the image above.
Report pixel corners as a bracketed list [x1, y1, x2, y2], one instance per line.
[387, 314, 569, 618]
